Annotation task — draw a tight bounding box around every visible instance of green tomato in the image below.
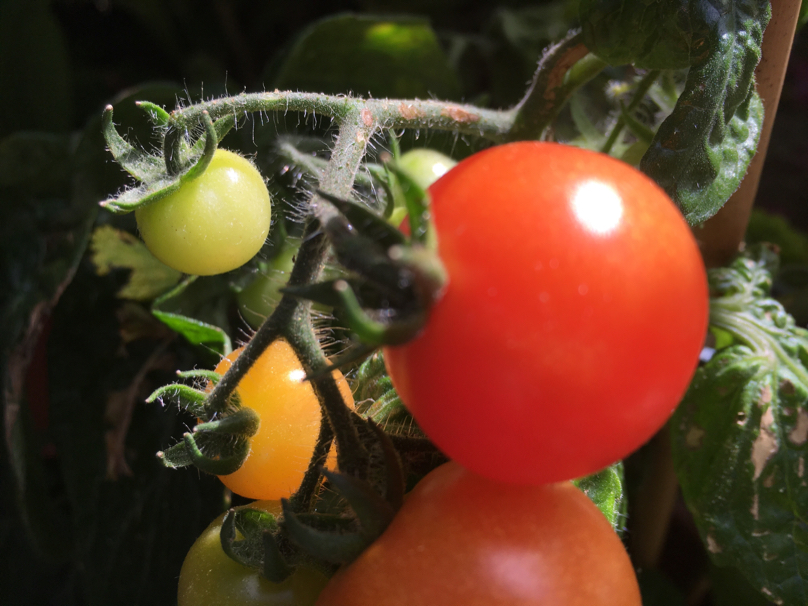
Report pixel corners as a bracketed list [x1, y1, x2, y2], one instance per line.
[178, 503, 329, 606]
[238, 246, 298, 329]
[397, 148, 457, 191]
[136, 149, 271, 276]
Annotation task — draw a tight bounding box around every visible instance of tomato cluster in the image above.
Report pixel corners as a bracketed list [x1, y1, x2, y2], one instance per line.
[170, 142, 707, 605]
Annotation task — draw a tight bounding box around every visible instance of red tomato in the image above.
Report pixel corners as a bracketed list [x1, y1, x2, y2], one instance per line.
[384, 142, 708, 484]
[316, 461, 642, 606]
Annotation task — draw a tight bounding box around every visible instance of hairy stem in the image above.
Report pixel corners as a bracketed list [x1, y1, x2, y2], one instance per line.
[507, 29, 594, 141]
[169, 92, 513, 142]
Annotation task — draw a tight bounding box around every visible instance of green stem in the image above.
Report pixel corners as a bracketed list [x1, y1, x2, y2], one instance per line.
[507, 30, 597, 141]
[601, 70, 660, 154]
[169, 92, 513, 142]
[204, 110, 374, 483]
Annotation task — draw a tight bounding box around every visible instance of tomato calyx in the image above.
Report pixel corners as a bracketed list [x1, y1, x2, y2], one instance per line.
[215, 416, 416, 582]
[149, 367, 258, 476]
[282, 187, 447, 349]
[100, 103, 236, 213]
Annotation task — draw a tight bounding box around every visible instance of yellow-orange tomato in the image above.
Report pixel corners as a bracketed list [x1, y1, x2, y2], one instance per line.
[209, 340, 353, 500]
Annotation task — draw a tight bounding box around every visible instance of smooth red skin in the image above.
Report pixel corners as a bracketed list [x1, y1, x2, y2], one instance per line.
[316, 462, 642, 606]
[384, 142, 708, 484]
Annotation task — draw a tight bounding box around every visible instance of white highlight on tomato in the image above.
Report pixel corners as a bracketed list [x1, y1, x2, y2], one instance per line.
[432, 161, 452, 180]
[572, 181, 623, 235]
[288, 369, 306, 383]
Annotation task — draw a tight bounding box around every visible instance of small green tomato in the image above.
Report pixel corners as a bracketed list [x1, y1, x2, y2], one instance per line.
[397, 148, 457, 190]
[136, 149, 271, 276]
[178, 502, 329, 606]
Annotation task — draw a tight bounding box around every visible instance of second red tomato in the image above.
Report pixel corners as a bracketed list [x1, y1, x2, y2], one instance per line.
[384, 142, 708, 484]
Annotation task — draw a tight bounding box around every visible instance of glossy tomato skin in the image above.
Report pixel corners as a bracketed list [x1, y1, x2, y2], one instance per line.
[178, 501, 328, 606]
[136, 149, 271, 276]
[384, 142, 708, 484]
[210, 340, 353, 500]
[316, 461, 642, 606]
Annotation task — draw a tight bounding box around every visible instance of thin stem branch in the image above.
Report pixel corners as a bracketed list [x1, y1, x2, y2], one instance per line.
[601, 70, 660, 154]
[507, 29, 595, 141]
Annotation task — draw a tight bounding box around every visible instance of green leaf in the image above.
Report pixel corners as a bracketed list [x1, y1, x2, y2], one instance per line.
[90, 226, 182, 301]
[151, 277, 232, 357]
[273, 14, 462, 100]
[581, 0, 710, 69]
[639, 0, 770, 225]
[672, 245, 808, 605]
[572, 462, 626, 533]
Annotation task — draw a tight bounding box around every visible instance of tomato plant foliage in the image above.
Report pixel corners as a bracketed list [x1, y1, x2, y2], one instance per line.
[315, 461, 641, 606]
[385, 141, 709, 484]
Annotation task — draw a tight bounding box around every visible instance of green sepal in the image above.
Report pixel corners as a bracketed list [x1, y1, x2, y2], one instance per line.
[181, 432, 250, 476]
[220, 507, 279, 571]
[316, 189, 406, 249]
[180, 111, 218, 183]
[156, 440, 194, 469]
[101, 176, 181, 213]
[280, 500, 367, 564]
[145, 383, 207, 417]
[320, 215, 412, 301]
[162, 125, 186, 176]
[136, 101, 170, 126]
[384, 161, 433, 247]
[321, 468, 396, 540]
[332, 279, 425, 347]
[101, 105, 164, 181]
[190, 113, 237, 156]
[262, 531, 294, 583]
[176, 369, 222, 385]
[195, 406, 260, 437]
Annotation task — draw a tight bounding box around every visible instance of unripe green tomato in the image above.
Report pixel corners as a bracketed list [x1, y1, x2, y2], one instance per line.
[136, 149, 271, 276]
[397, 148, 457, 190]
[237, 246, 298, 329]
[178, 501, 329, 606]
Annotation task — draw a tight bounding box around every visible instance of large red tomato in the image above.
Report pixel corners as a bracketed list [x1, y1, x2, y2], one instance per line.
[384, 142, 708, 484]
[316, 461, 642, 606]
